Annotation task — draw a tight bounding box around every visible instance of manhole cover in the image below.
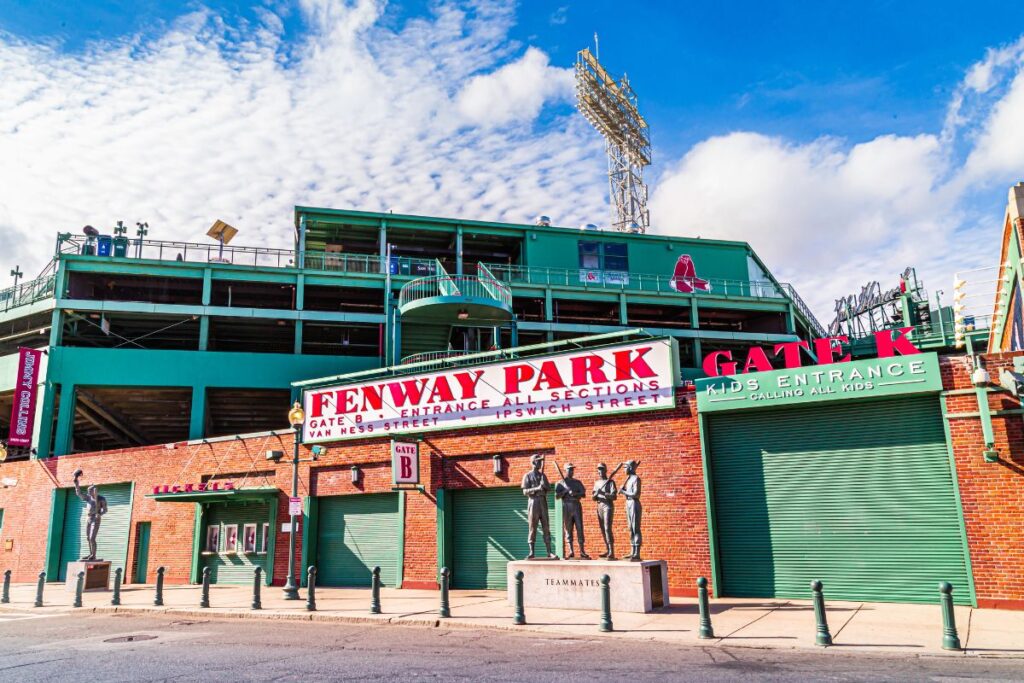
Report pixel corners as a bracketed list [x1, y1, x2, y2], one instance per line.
[103, 635, 158, 643]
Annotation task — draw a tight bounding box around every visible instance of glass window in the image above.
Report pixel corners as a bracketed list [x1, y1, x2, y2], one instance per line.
[579, 241, 601, 270]
[603, 243, 628, 271]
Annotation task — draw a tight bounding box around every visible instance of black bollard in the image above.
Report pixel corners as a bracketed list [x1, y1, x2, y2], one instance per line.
[370, 566, 381, 615]
[513, 570, 526, 626]
[599, 574, 613, 632]
[940, 582, 962, 650]
[34, 571, 45, 608]
[1, 569, 10, 604]
[439, 567, 451, 618]
[811, 580, 832, 646]
[111, 567, 122, 606]
[73, 571, 85, 608]
[251, 566, 263, 610]
[200, 566, 211, 608]
[306, 566, 317, 612]
[697, 576, 714, 639]
[154, 566, 165, 606]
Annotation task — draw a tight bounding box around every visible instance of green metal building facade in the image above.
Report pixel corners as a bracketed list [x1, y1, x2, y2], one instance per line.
[0, 206, 824, 459]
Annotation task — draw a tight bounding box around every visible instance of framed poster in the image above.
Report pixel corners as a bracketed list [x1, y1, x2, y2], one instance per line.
[205, 525, 220, 553]
[261, 523, 269, 554]
[243, 524, 258, 553]
[225, 525, 239, 553]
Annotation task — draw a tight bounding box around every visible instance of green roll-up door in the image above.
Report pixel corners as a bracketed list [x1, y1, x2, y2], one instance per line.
[59, 483, 133, 580]
[452, 487, 555, 590]
[316, 493, 400, 588]
[201, 501, 271, 584]
[708, 395, 971, 604]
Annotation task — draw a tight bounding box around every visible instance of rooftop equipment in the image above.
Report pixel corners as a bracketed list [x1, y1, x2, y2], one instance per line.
[207, 220, 239, 264]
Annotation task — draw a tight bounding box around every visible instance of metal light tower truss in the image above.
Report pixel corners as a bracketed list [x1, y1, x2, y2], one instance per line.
[576, 47, 651, 234]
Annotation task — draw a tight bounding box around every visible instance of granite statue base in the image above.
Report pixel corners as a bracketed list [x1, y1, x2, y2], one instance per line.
[64, 561, 111, 592]
[507, 559, 669, 613]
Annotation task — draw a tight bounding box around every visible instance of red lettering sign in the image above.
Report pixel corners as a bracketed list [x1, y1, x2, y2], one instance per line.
[7, 348, 43, 448]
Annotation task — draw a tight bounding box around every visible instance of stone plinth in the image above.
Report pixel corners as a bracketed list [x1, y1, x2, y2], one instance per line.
[64, 561, 111, 592]
[507, 559, 669, 613]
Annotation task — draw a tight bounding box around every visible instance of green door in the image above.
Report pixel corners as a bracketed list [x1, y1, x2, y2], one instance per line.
[708, 396, 972, 604]
[59, 483, 133, 580]
[201, 501, 271, 584]
[316, 493, 400, 588]
[451, 487, 556, 590]
[134, 522, 151, 584]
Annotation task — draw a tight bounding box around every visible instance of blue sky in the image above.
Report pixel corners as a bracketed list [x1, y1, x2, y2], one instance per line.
[1, 1, 1021, 319]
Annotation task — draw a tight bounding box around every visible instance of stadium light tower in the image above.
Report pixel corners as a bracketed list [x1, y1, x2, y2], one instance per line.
[575, 43, 652, 233]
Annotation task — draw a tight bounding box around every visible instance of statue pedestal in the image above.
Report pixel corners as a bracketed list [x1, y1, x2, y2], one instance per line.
[64, 561, 111, 592]
[507, 559, 669, 613]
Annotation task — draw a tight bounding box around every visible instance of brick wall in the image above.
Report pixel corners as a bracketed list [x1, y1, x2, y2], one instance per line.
[940, 353, 1024, 609]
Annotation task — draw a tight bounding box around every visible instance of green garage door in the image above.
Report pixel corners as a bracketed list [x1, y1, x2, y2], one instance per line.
[201, 501, 271, 584]
[708, 396, 972, 604]
[452, 487, 555, 590]
[317, 494, 400, 588]
[59, 483, 133, 580]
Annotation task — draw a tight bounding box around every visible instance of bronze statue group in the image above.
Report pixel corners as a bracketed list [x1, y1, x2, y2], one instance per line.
[521, 454, 642, 562]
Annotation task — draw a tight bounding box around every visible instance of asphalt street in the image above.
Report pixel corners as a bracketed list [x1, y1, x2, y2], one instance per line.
[0, 611, 1021, 682]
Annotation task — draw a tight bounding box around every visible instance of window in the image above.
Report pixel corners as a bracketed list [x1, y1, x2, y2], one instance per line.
[578, 241, 628, 272]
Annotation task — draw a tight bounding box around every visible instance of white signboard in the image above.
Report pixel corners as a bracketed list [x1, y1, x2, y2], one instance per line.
[391, 441, 420, 485]
[288, 497, 303, 516]
[302, 339, 677, 444]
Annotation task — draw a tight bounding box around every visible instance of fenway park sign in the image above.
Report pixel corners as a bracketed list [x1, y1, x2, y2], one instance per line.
[302, 340, 678, 443]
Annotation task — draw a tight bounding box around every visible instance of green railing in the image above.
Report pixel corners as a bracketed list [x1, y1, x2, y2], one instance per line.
[0, 274, 57, 313]
[400, 350, 477, 365]
[398, 274, 512, 310]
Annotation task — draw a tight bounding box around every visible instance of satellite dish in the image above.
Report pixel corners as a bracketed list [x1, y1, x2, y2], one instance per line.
[82, 225, 100, 237]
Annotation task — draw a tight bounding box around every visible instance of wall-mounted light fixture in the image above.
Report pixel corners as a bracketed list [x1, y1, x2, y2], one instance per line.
[311, 445, 326, 460]
[351, 465, 361, 484]
[457, 308, 470, 320]
[492, 454, 503, 476]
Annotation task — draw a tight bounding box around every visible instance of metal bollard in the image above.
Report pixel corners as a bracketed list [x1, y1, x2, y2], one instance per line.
[111, 567, 122, 606]
[439, 567, 451, 618]
[599, 574, 613, 632]
[940, 582, 962, 650]
[200, 567, 211, 608]
[370, 566, 381, 614]
[811, 580, 832, 646]
[2, 569, 10, 604]
[34, 571, 45, 608]
[73, 571, 85, 608]
[153, 566, 165, 606]
[306, 566, 317, 612]
[697, 576, 714, 639]
[513, 570, 526, 626]
[252, 567, 262, 610]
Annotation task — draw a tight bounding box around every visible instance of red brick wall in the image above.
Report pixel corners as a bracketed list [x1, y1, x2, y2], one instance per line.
[940, 353, 1024, 609]
[0, 388, 712, 597]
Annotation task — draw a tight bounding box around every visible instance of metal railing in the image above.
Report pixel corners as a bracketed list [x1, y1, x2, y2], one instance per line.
[0, 274, 57, 313]
[57, 235, 296, 268]
[400, 350, 477, 365]
[781, 284, 826, 337]
[398, 274, 513, 309]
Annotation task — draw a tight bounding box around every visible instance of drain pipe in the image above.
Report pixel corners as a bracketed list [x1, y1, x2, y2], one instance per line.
[971, 356, 999, 463]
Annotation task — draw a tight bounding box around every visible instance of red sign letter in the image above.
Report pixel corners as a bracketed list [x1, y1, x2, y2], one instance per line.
[742, 346, 773, 373]
[504, 364, 534, 394]
[702, 351, 738, 377]
[773, 340, 809, 369]
[613, 346, 657, 381]
[813, 336, 851, 365]
[874, 327, 921, 358]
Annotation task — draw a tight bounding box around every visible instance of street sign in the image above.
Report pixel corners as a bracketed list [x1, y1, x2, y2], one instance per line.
[391, 440, 420, 485]
[288, 497, 302, 516]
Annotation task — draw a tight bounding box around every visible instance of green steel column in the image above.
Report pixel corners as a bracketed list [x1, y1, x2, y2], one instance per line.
[188, 386, 206, 440]
[53, 383, 76, 457]
[786, 303, 796, 334]
[618, 293, 628, 326]
[298, 215, 307, 269]
[391, 304, 402, 366]
[198, 316, 209, 351]
[690, 298, 700, 329]
[201, 268, 212, 306]
[294, 320, 303, 355]
[35, 380, 57, 458]
[456, 225, 463, 276]
[296, 273, 305, 311]
[49, 309, 64, 346]
[544, 290, 554, 342]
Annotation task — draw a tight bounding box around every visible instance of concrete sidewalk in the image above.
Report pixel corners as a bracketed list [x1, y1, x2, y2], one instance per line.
[2, 582, 1022, 658]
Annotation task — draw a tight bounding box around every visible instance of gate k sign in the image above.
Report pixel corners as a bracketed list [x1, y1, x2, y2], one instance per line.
[392, 441, 420, 485]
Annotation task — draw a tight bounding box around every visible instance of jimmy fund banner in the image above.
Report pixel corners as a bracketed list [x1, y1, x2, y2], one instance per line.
[302, 339, 678, 443]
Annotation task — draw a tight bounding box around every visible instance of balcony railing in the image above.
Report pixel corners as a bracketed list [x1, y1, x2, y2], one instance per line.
[1, 274, 57, 313]
[398, 274, 513, 310]
[400, 350, 477, 365]
[58, 235, 297, 268]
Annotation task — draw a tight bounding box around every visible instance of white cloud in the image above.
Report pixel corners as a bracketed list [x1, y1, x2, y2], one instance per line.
[0, 0, 605, 277]
[456, 47, 574, 127]
[650, 35, 1024, 322]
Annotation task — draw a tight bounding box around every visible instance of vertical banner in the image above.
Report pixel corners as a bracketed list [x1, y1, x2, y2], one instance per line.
[8, 348, 43, 448]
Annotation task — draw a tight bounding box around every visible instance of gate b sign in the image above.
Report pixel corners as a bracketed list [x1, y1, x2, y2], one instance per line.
[392, 440, 420, 485]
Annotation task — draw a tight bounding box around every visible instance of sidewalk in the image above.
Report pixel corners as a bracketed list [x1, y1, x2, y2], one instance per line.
[2, 582, 1022, 658]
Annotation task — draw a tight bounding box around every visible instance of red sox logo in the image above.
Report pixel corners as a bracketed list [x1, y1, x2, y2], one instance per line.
[669, 255, 711, 293]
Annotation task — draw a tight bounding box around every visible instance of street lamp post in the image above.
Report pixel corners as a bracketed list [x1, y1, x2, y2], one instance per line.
[283, 401, 305, 600]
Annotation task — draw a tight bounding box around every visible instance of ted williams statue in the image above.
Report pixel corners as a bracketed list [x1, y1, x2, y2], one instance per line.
[521, 454, 556, 559]
[72, 469, 108, 561]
